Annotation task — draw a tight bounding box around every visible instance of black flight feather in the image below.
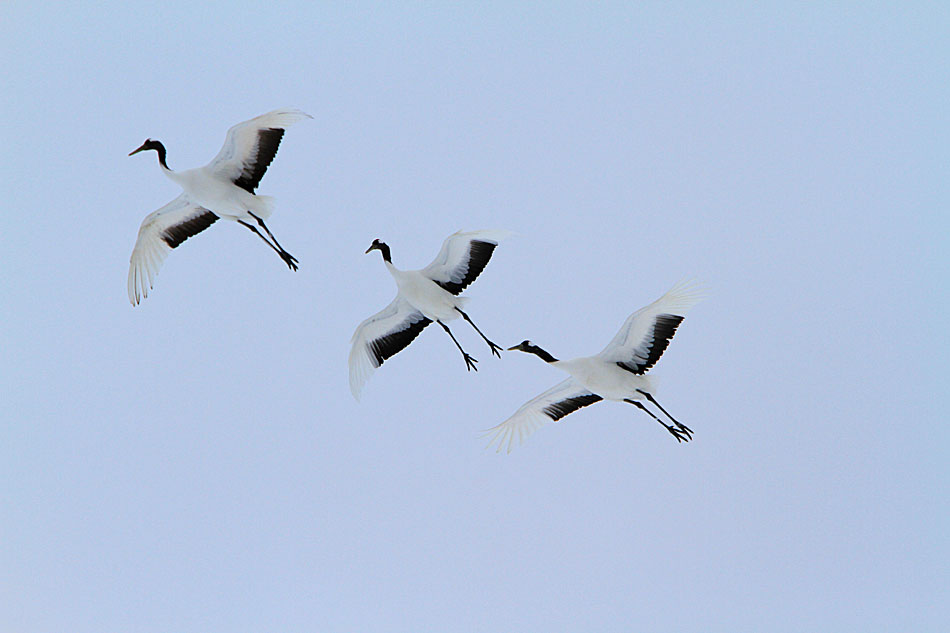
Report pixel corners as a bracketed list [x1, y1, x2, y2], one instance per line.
[233, 127, 285, 193]
[543, 394, 603, 421]
[368, 314, 432, 367]
[161, 210, 219, 248]
[435, 240, 498, 295]
[616, 314, 685, 375]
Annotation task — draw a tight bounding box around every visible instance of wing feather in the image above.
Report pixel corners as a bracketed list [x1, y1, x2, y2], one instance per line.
[420, 229, 512, 295]
[597, 280, 704, 373]
[127, 195, 218, 305]
[349, 297, 432, 400]
[206, 108, 312, 193]
[482, 379, 602, 454]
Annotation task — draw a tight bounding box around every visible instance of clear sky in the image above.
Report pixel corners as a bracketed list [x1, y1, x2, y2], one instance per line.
[2, 2, 948, 631]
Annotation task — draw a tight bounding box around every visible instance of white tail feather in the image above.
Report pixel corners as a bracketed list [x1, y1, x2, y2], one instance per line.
[251, 195, 275, 220]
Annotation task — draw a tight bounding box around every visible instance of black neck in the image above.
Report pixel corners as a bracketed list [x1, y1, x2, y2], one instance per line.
[153, 141, 169, 170]
[377, 242, 392, 263]
[139, 140, 170, 170]
[525, 343, 558, 363]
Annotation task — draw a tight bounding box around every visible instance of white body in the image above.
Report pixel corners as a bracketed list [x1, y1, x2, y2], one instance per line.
[551, 357, 655, 402]
[385, 263, 469, 322]
[162, 167, 274, 222]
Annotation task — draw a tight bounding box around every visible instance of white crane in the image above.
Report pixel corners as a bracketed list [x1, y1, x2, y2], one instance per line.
[127, 108, 312, 305]
[349, 230, 512, 400]
[484, 281, 703, 453]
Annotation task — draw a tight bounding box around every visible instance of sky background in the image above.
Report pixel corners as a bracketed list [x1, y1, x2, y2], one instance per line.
[2, 2, 948, 631]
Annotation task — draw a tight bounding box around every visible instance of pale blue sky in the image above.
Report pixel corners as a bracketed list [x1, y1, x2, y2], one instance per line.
[2, 2, 948, 631]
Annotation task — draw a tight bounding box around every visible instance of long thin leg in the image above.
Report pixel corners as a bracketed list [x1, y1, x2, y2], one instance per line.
[238, 219, 280, 253]
[455, 308, 502, 357]
[437, 320, 478, 371]
[238, 219, 298, 271]
[637, 389, 692, 435]
[248, 211, 299, 268]
[623, 398, 691, 443]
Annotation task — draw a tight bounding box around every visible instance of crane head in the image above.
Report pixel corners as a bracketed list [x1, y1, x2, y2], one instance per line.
[129, 138, 164, 156]
[365, 239, 392, 263]
[508, 340, 534, 352]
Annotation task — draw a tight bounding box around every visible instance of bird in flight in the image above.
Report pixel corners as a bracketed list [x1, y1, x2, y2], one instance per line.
[485, 281, 703, 453]
[349, 230, 512, 400]
[127, 108, 312, 305]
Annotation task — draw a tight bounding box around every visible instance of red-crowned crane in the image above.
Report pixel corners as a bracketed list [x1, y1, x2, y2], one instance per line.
[127, 108, 312, 305]
[349, 230, 512, 400]
[485, 281, 703, 453]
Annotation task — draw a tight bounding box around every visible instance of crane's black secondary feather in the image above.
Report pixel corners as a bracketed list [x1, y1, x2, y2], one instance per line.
[543, 394, 603, 421]
[368, 313, 432, 367]
[233, 127, 285, 193]
[616, 314, 684, 375]
[436, 240, 498, 295]
[161, 210, 219, 248]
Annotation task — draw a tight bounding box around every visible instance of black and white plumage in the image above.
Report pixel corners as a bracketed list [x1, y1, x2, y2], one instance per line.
[484, 281, 703, 453]
[349, 230, 512, 400]
[127, 108, 312, 305]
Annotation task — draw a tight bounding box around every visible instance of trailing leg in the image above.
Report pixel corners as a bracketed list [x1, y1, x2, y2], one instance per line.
[456, 308, 502, 357]
[248, 211, 299, 269]
[239, 220, 298, 271]
[437, 320, 478, 371]
[637, 389, 692, 435]
[624, 398, 691, 442]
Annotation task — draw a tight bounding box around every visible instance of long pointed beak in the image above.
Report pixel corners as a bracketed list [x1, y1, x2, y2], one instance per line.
[128, 144, 147, 156]
[365, 245, 375, 254]
[507, 344, 522, 351]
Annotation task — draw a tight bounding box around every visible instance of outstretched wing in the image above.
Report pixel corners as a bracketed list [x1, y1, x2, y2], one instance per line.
[482, 378, 603, 454]
[597, 280, 704, 374]
[128, 194, 218, 306]
[206, 108, 312, 193]
[420, 229, 512, 295]
[349, 296, 432, 400]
